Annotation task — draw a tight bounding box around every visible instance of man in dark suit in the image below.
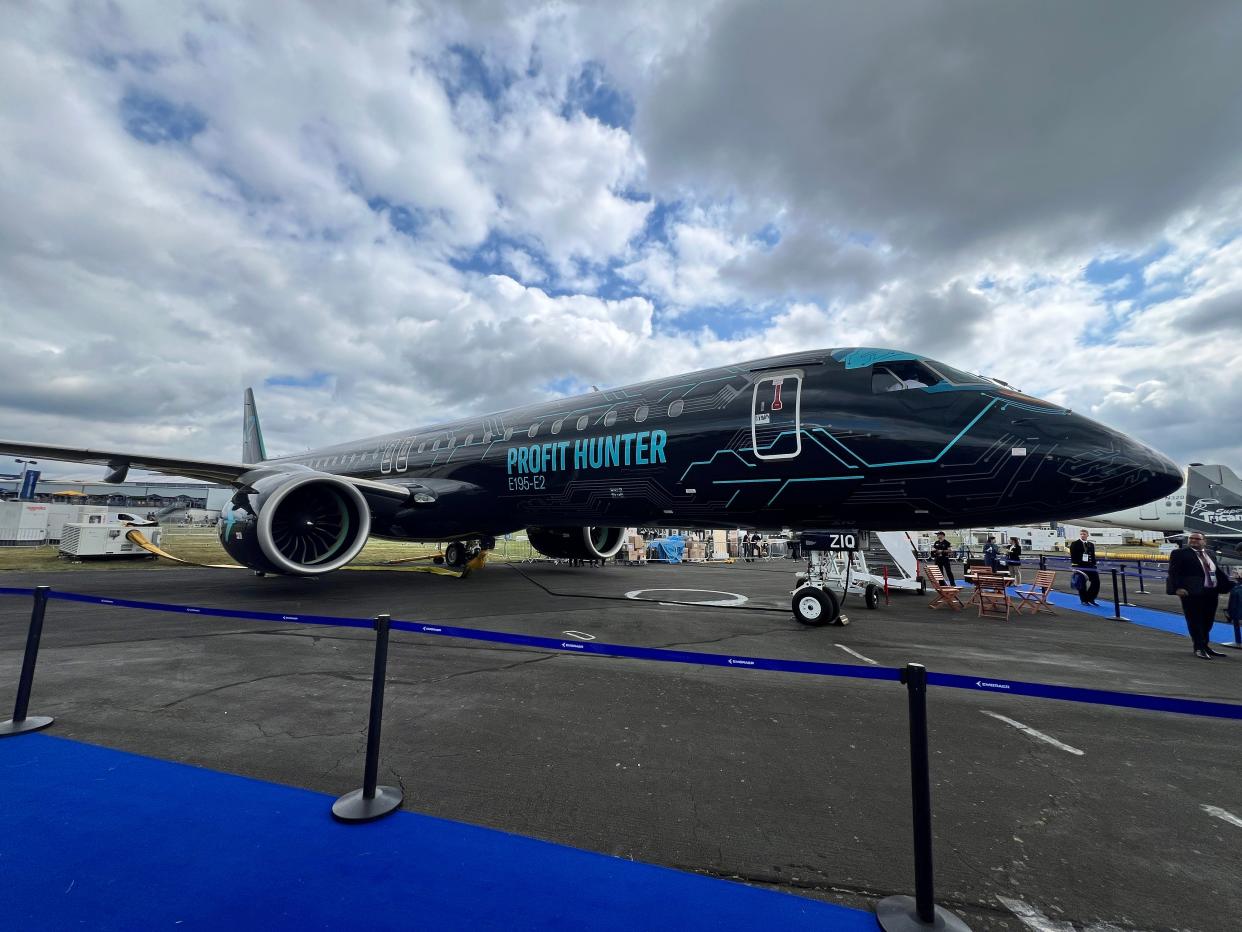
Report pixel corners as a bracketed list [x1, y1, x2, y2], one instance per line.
[1068, 529, 1101, 606]
[1167, 532, 1235, 659]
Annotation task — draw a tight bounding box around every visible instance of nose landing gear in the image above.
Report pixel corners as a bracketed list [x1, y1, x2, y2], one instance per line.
[789, 530, 883, 626]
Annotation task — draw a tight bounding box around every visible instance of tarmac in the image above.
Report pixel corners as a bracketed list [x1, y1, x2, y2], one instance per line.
[2, 558, 1240, 931]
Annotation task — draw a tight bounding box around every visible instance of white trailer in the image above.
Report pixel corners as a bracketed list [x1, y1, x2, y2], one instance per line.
[0, 501, 50, 546]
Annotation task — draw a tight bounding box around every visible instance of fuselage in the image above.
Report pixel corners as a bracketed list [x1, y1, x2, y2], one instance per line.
[267, 348, 1183, 539]
[1071, 480, 1186, 533]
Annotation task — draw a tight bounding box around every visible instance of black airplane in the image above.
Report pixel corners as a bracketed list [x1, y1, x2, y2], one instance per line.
[0, 347, 1181, 575]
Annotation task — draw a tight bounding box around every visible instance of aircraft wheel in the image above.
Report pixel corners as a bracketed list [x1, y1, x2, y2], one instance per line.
[792, 586, 839, 627]
[864, 584, 880, 610]
[479, 536, 496, 551]
[444, 541, 469, 570]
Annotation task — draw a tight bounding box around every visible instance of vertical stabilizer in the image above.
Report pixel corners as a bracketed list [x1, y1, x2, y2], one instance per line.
[1186, 464, 1242, 561]
[243, 388, 268, 464]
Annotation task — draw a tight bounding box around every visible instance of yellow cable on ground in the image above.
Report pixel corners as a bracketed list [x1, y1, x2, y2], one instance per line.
[125, 530, 244, 569]
[127, 529, 477, 578]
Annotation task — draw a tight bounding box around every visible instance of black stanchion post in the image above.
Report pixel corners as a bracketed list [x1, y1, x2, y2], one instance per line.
[1136, 561, 1148, 595]
[1109, 570, 1129, 622]
[332, 613, 403, 822]
[1039, 554, 1047, 571]
[877, 664, 971, 932]
[1, 586, 55, 738]
[1120, 565, 1133, 606]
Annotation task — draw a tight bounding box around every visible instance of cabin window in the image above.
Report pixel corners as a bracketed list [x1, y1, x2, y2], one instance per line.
[576, 415, 588, 431]
[503, 427, 514, 441]
[528, 423, 540, 438]
[418, 441, 427, 453]
[871, 361, 941, 394]
[668, 399, 684, 418]
[464, 434, 473, 445]
[603, 410, 617, 428]
[634, 405, 648, 423]
[483, 430, 492, 443]
[551, 419, 563, 434]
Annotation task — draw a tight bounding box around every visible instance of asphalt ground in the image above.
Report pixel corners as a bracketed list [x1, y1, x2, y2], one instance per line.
[2, 560, 1240, 931]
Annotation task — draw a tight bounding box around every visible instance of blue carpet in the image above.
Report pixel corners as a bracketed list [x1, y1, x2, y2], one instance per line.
[1040, 590, 1239, 643]
[0, 735, 875, 931]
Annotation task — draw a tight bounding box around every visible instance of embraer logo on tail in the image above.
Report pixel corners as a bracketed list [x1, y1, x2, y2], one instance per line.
[507, 429, 668, 476]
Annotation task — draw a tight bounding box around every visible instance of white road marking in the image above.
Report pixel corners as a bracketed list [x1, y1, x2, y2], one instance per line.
[981, 711, 1085, 756]
[996, 896, 1076, 932]
[834, 644, 877, 665]
[1202, 804, 1242, 828]
[561, 630, 596, 640]
[624, 588, 748, 607]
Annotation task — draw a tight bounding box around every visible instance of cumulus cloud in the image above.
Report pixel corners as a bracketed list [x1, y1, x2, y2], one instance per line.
[0, 0, 1239, 483]
[639, 0, 1242, 260]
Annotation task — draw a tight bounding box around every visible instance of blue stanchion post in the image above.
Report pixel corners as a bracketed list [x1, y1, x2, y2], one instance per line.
[332, 613, 403, 823]
[1109, 570, 1130, 622]
[1, 585, 55, 738]
[1119, 565, 1133, 607]
[877, 664, 971, 932]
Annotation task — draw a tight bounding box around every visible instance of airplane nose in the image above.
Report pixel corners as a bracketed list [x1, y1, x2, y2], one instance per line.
[1138, 444, 1183, 496]
[1053, 415, 1182, 516]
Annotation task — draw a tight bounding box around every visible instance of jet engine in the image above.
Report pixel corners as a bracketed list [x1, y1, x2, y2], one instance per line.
[526, 526, 626, 561]
[218, 473, 371, 575]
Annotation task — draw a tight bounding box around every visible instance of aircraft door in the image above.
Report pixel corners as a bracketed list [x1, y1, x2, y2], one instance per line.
[1138, 502, 1158, 520]
[752, 371, 802, 460]
[379, 441, 398, 474]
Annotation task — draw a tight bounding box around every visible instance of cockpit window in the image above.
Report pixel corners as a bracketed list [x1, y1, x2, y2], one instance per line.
[924, 362, 986, 385]
[871, 361, 940, 393]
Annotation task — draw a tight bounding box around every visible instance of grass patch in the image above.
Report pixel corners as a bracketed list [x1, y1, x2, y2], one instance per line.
[0, 528, 540, 574]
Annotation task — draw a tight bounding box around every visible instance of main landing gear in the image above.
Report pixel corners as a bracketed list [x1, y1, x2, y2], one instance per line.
[438, 537, 497, 571]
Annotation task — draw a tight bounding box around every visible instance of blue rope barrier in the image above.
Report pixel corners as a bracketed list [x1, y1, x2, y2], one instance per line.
[44, 590, 373, 630]
[2, 587, 1239, 720]
[926, 671, 1242, 720]
[387, 619, 900, 682]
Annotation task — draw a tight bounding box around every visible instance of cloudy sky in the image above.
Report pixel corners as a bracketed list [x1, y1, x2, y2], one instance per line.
[2, 0, 1240, 481]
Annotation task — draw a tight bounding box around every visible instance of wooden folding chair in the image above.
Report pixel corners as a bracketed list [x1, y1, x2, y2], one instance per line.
[1014, 570, 1057, 616]
[925, 565, 964, 610]
[976, 574, 1011, 620]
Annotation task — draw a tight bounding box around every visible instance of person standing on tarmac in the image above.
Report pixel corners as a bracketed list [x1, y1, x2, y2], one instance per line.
[1167, 533, 1234, 660]
[931, 531, 956, 585]
[1226, 570, 1242, 639]
[1069, 529, 1101, 606]
[1006, 537, 1022, 577]
[983, 536, 1001, 574]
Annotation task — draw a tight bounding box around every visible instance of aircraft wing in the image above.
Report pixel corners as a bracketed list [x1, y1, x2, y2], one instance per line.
[0, 439, 412, 502]
[0, 439, 249, 485]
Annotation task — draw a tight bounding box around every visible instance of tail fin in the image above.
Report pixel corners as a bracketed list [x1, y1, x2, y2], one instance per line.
[1186, 464, 1242, 560]
[243, 388, 268, 464]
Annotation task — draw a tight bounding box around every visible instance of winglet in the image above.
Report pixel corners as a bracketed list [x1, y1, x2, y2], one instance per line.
[243, 388, 268, 464]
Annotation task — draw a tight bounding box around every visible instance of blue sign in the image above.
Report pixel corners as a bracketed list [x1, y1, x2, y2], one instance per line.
[19, 469, 40, 499]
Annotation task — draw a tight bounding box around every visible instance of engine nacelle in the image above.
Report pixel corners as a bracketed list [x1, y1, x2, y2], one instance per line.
[526, 526, 625, 560]
[219, 473, 371, 575]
